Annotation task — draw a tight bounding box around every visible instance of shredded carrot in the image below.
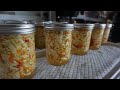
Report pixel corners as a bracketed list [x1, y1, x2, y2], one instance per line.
[24, 39, 29, 42]
[23, 66, 33, 73]
[16, 60, 22, 68]
[50, 54, 54, 60]
[73, 44, 83, 48]
[23, 66, 29, 70]
[21, 51, 26, 55]
[8, 54, 14, 63]
[90, 38, 94, 47]
[16, 49, 21, 54]
[20, 73, 24, 78]
[58, 52, 64, 58]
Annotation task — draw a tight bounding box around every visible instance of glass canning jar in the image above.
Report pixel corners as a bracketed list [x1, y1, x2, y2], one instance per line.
[0, 21, 36, 79]
[72, 24, 94, 55]
[90, 23, 106, 50]
[44, 23, 74, 66]
[102, 24, 112, 44]
[35, 21, 53, 49]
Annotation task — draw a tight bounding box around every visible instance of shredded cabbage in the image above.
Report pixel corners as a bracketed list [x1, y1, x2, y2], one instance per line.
[90, 28, 104, 50]
[35, 26, 46, 49]
[45, 30, 72, 66]
[0, 33, 36, 79]
[72, 28, 92, 55]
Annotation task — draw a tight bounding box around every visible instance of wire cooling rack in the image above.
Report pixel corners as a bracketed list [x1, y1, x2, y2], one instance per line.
[33, 42, 120, 79]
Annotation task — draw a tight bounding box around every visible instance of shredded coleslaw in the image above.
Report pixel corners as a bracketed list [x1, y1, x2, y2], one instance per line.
[90, 28, 104, 50]
[35, 26, 45, 49]
[45, 30, 72, 66]
[0, 33, 36, 79]
[72, 28, 92, 55]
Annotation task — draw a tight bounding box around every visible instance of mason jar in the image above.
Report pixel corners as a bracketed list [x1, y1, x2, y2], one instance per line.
[35, 22, 45, 49]
[72, 24, 94, 55]
[102, 24, 112, 44]
[0, 21, 36, 79]
[44, 23, 74, 66]
[35, 21, 53, 49]
[90, 23, 106, 50]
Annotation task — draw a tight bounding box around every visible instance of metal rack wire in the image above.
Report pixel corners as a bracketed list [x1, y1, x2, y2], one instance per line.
[34, 42, 120, 79]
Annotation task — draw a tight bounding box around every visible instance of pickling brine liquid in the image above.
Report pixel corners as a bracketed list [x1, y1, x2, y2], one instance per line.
[0, 33, 36, 79]
[45, 30, 72, 66]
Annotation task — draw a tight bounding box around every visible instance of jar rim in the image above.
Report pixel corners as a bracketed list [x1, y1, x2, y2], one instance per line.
[44, 23, 74, 31]
[0, 24, 35, 34]
[94, 23, 106, 29]
[106, 24, 112, 28]
[74, 23, 94, 28]
[35, 21, 53, 26]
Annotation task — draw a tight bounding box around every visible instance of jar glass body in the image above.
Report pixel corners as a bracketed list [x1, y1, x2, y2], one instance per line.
[90, 27, 104, 50]
[0, 33, 36, 79]
[102, 24, 112, 44]
[72, 27, 92, 55]
[45, 29, 72, 66]
[35, 26, 45, 49]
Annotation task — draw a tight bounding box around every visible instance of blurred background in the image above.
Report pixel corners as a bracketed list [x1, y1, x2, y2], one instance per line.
[0, 11, 113, 23]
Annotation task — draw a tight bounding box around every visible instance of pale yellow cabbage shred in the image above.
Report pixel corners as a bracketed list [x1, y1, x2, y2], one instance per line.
[35, 26, 46, 49]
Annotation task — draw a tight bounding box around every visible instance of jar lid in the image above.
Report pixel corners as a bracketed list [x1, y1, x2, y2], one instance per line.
[74, 23, 94, 30]
[106, 24, 112, 28]
[94, 23, 106, 30]
[0, 21, 35, 35]
[44, 23, 74, 31]
[101, 24, 106, 28]
[60, 22, 69, 24]
[4, 20, 30, 24]
[35, 21, 53, 26]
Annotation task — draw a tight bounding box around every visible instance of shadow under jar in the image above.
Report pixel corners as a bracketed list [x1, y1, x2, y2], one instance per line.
[0, 21, 36, 79]
[44, 23, 74, 66]
[102, 24, 112, 44]
[72, 24, 94, 55]
[90, 24, 106, 50]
